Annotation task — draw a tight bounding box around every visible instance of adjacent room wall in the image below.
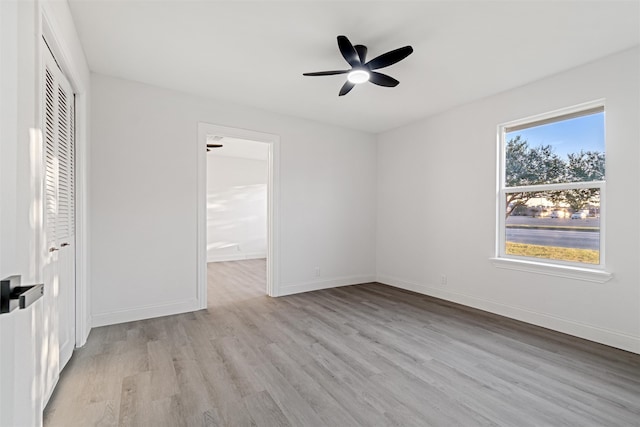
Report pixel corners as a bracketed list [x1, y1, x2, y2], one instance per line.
[376, 47, 640, 353]
[90, 73, 377, 326]
[206, 154, 268, 262]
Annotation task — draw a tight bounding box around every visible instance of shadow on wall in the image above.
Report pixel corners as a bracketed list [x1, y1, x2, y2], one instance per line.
[207, 184, 267, 262]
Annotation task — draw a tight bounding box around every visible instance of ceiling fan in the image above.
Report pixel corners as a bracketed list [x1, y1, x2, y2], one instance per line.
[303, 35, 413, 96]
[206, 135, 223, 152]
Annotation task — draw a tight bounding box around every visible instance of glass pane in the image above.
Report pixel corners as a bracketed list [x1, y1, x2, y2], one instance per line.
[505, 189, 600, 264]
[505, 112, 605, 187]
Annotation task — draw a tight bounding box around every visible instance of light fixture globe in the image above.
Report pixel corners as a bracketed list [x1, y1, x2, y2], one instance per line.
[347, 69, 370, 84]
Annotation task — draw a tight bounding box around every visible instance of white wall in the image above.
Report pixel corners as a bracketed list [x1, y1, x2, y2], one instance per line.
[0, 0, 90, 425]
[377, 47, 640, 353]
[90, 73, 377, 326]
[207, 155, 268, 262]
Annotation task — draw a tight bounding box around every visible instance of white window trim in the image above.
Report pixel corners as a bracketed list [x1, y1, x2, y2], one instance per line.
[490, 257, 612, 283]
[494, 100, 612, 282]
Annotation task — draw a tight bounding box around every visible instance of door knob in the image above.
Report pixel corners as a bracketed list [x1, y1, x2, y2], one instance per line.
[48, 247, 59, 252]
[61, 242, 70, 247]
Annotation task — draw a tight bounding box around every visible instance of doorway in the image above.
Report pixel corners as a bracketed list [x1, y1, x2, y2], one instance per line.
[197, 123, 280, 307]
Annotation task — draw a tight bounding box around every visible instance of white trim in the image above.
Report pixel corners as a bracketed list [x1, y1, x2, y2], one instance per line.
[197, 123, 280, 303]
[505, 181, 605, 193]
[40, 5, 91, 347]
[40, 7, 87, 95]
[73, 92, 90, 346]
[279, 275, 376, 297]
[376, 274, 639, 354]
[267, 137, 280, 297]
[207, 252, 267, 263]
[490, 257, 612, 283]
[500, 99, 606, 132]
[91, 298, 200, 328]
[197, 125, 207, 307]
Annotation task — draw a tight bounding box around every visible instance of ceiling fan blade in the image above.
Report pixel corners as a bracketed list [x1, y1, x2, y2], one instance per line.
[207, 144, 223, 148]
[365, 46, 413, 70]
[338, 80, 356, 96]
[369, 71, 399, 87]
[337, 35, 361, 67]
[303, 70, 350, 76]
[354, 44, 367, 64]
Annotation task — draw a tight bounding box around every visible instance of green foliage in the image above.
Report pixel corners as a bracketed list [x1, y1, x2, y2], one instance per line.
[567, 150, 605, 182]
[505, 138, 604, 217]
[563, 150, 605, 210]
[506, 136, 565, 187]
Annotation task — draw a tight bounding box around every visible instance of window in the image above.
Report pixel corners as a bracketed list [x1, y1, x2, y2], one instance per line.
[497, 103, 605, 269]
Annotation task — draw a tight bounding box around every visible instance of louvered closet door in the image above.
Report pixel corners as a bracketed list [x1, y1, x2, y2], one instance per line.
[56, 75, 75, 370]
[42, 39, 76, 403]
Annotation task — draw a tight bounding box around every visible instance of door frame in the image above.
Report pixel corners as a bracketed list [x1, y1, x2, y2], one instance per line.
[40, 5, 90, 347]
[197, 123, 280, 305]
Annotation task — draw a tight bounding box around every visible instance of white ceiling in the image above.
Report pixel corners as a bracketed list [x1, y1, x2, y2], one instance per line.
[68, 1, 640, 134]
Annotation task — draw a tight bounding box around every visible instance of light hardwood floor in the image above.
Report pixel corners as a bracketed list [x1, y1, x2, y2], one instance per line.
[44, 259, 640, 426]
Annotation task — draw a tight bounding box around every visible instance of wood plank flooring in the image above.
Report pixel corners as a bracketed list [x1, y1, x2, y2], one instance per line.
[44, 259, 640, 426]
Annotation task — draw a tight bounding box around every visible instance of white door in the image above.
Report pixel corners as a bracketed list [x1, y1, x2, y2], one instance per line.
[42, 39, 76, 402]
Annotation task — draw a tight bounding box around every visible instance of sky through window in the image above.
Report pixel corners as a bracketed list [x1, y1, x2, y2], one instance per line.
[506, 112, 604, 159]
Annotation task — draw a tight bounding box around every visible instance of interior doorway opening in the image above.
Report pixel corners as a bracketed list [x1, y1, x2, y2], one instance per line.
[206, 137, 268, 298]
[197, 123, 279, 307]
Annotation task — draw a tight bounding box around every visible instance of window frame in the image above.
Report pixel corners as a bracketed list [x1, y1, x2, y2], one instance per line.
[494, 100, 612, 282]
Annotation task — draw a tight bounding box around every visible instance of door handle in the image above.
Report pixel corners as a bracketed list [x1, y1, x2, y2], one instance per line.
[49, 247, 59, 252]
[61, 242, 70, 247]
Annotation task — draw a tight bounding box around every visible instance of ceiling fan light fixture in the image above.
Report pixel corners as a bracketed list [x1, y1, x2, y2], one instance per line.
[347, 69, 370, 84]
[304, 35, 412, 96]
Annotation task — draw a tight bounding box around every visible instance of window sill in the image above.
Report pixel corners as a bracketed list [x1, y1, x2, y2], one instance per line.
[490, 257, 613, 283]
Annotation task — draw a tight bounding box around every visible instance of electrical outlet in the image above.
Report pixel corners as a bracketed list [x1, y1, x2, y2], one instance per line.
[315, 267, 321, 277]
[440, 274, 447, 285]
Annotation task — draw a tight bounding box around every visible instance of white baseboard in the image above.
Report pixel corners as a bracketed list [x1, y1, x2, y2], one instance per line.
[91, 298, 201, 328]
[207, 252, 266, 263]
[277, 274, 376, 297]
[376, 273, 640, 355]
